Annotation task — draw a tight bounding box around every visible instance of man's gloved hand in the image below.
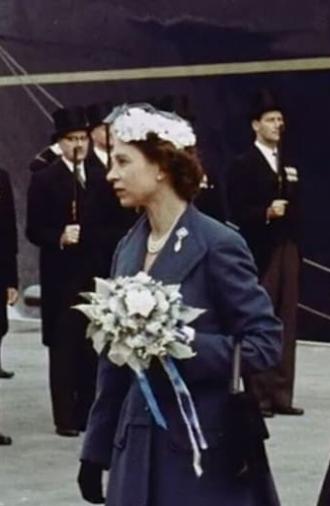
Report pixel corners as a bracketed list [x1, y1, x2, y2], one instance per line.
[77, 460, 105, 504]
[60, 224, 81, 247]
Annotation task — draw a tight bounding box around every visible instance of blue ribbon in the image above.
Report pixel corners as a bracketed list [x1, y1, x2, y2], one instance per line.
[161, 356, 207, 447]
[161, 356, 208, 476]
[136, 358, 207, 476]
[136, 370, 167, 430]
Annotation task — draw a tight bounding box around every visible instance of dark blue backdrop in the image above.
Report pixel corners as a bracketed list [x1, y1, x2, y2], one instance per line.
[0, 0, 329, 339]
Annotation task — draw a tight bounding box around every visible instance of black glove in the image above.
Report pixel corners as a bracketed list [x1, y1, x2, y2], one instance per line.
[77, 460, 105, 504]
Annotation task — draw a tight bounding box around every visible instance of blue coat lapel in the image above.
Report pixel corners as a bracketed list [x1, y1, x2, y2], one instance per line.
[149, 206, 207, 284]
[114, 216, 148, 276]
[114, 205, 207, 284]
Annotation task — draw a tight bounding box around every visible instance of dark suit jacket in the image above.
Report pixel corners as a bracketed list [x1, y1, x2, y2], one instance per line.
[81, 205, 282, 506]
[26, 158, 119, 345]
[0, 169, 18, 336]
[227, 146, 300, 274]
[85, 149, 137, 257]
[194, 176, 226, 223]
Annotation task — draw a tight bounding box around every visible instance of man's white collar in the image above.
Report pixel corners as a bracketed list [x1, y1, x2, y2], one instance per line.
[94, 146, 109, 167]
[62, 156, 86, 181]
[255, 141, 278, 173]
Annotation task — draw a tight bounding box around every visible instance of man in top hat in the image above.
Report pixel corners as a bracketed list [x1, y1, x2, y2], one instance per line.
[0, 168, 18, 445]
[86, 101, 113, 171]
[26, 106, 115, 436]
[227, 89, 303, 417]
[0, 168, 18, 379]
[85, 101, 137, 261]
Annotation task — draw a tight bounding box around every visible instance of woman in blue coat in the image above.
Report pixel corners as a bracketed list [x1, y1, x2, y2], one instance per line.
[78, 104, 282, 506]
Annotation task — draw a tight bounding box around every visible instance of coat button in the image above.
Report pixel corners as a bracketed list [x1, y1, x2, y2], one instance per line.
[144, 404, 150, 412]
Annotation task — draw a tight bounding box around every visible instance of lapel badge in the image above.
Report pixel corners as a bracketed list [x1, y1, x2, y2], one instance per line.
[284, 166, 298, 182]
[174, 227, 189, 253]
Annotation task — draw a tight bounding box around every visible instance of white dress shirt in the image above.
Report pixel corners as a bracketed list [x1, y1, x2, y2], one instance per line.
[62, 156, 86, 185]
[94, 146, 109, 168]
[255, 141, 278, 173]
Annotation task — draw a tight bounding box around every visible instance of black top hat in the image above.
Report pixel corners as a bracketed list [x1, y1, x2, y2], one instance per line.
[249, 89, 284, 121]
[85, 101, 113, 129]
[51, 106, 89, 142]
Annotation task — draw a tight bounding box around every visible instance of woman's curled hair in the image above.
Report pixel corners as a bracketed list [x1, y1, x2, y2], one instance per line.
[132, 133, 205, 201]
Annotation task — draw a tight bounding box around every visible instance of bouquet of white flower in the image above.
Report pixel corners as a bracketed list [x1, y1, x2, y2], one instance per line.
[75, 271, 207, 476]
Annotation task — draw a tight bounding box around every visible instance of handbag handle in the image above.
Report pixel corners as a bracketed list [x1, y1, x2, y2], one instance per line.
[230, 341, 241, 394]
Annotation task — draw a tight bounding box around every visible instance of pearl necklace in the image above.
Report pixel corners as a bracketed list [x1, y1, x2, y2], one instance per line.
[147, 216, 181, 255]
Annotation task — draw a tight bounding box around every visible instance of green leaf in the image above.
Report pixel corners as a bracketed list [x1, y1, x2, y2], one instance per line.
[73, 304, 95, 320]
[94, 277, 112, 297]
[181, 306, 206, 324]
[168, 342, 196, 359]
[78, 291, 95, 302]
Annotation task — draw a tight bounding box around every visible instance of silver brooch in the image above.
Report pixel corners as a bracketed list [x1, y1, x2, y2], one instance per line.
[174, 227, 189, 253]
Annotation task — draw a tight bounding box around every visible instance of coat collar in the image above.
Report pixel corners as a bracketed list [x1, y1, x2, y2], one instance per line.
[48, 158, 75, 188]
[114, 204, 208, 284]
[51, 157, 98, 191]
[252, 145, 279, 182]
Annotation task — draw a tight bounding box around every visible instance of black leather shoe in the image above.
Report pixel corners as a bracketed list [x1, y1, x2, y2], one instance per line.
[56, 427, 80, 437]
[0, 433, 12, 445]
[261, 408, 274, 418]
[0, 369, 14, 379]
[273, 406, 304, 416]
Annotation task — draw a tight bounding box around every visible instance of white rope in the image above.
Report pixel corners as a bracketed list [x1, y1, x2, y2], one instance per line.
[303, 258, 330, 274]
[0, 48, 54, 122]
[0, 44, 62, 108]
[298, 303, 330, 322]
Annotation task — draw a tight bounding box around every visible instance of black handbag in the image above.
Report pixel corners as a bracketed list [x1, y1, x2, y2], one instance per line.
[224, 343, 282, 505]
[223, 342, 270, 476]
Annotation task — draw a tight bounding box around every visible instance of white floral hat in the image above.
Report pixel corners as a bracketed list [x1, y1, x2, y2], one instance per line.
[104, 103, 196, 150]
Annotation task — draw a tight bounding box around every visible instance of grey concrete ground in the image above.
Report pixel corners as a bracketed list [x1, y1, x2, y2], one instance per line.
[0, 320, 329, 506]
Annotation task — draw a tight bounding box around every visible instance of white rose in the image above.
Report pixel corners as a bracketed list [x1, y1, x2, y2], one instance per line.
[145, 320, 163, 335]
[134, 271, 152, 285]
[125, 289, 156, 318]
[108, 296, 126, 317]
[154, 289, 170, 314]
[126, 334, 148, 348]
